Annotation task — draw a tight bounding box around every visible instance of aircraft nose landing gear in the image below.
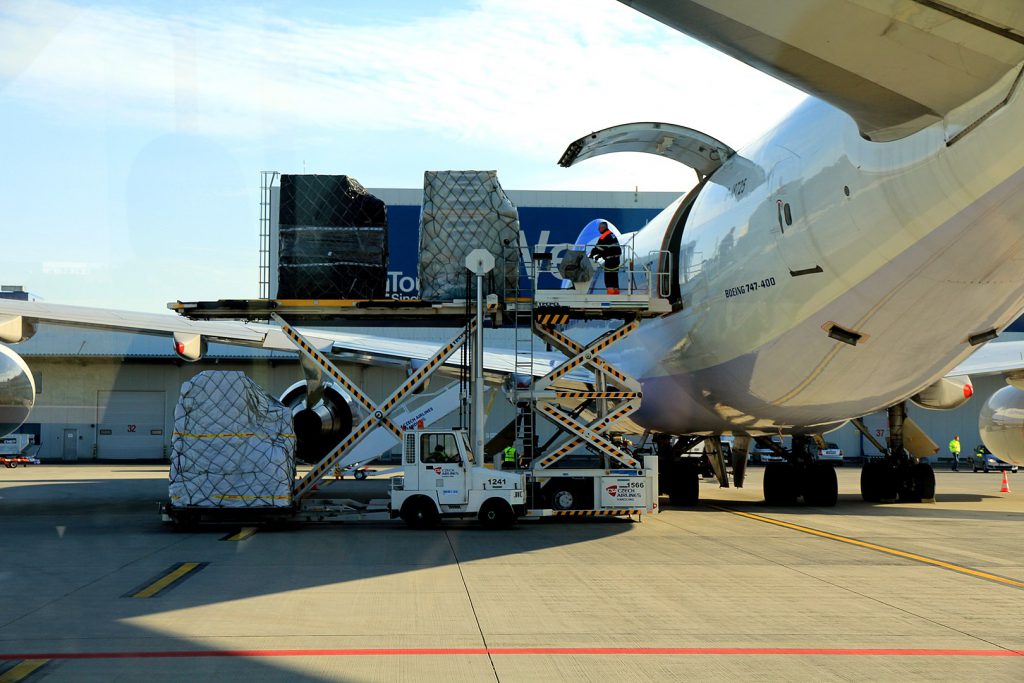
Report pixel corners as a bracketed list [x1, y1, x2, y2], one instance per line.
[856, 402, 935, 503]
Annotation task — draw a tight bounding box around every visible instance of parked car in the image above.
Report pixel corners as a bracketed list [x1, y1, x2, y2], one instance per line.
[971, 446, 1019, 473]
[816, 442, 844, 465]
[750, 438, 786, 464]
[0, 455, 38, 467]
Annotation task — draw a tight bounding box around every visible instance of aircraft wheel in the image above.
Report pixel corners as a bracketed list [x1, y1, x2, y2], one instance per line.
[354, 469, 367, 480]
[861, 462, 882, 502]
[764, 463, 798, 505]
[862, 461, 898, 502]
[478, 498, 515, 529]
[401, 497, 439, 529]
[803, 462, 838, 507]
[900, 462, 935, 503]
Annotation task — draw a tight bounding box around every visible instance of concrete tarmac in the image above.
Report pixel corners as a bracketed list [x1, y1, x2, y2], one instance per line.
[1, 464, 1022, 681]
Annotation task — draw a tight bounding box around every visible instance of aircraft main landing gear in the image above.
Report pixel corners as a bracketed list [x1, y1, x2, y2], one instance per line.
[858, 402, 935, 503]
[760, 435, 838, 507]
[656, 434, 703, 506]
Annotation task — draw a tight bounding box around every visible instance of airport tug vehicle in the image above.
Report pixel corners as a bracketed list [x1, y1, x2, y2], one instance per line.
[162, 245, 664, 529]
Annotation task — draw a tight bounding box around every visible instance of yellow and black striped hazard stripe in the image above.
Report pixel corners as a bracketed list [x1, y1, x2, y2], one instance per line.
[543, 320, 639, 385]
[592, 358, 633, 386]
[543, 325, 583, 354]
[538, 400, 642, 468]
[553, 509, 642, 516]
[294, 418, 377, 498]
[274, 315, 378, 414]
[541, 321, 635, 389]
[377, 321, 473, 413]
[538, 437, 581, 467]
[537, 404, 640, 469]
[590, 401, 641, 432]
[553, 391, 641, 399]
[536, 312, 571, 326]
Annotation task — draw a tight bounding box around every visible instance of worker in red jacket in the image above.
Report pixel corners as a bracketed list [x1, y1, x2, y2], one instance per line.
[589, 221, 621, 294]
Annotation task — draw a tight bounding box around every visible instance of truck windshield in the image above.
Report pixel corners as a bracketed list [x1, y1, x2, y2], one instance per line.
[421, 433, 459, 464]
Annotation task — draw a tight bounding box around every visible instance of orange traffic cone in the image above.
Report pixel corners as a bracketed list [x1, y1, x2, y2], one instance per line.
[1000, 471, 1011, 493]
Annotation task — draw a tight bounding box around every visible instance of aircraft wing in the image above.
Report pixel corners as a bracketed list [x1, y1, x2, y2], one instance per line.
[946, 339, 1024, 378]
[0, 299, 577, 382]
[621, 0, 1024, 141]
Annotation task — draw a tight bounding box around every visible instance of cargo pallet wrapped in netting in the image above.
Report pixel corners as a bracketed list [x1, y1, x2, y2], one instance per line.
[169, 371, 296, 508]
[418, 170, 520, 301]
[277, 174, 388, 299]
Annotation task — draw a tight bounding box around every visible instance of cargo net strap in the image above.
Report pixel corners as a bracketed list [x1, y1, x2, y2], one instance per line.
[418, 170, 521, 301]
[277, 174, 388, 299]
[169, 371, 296, 508]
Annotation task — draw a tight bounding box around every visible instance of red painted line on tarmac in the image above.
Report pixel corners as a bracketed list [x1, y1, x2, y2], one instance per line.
[0, 647, 1021, 660]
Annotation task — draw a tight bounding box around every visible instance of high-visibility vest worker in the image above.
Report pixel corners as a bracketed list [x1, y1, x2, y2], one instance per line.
[502, 445, 517, 470]
[948, 438, 961, 455]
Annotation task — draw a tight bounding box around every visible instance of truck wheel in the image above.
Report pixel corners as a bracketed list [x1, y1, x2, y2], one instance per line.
[549, 485, 577, 511]
[354, 469, 367, 480]
[401, 497, 439, 529]
[172, 510, 200, 532]
[478, 498, 515, 529]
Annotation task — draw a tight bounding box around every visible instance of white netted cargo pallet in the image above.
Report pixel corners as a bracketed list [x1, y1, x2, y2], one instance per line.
[418, 170, 520, 301]
[169, 371, 296, 508]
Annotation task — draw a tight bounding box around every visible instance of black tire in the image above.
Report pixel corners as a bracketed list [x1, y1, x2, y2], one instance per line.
[862, 461, 899, 502]
[860, 462, 878, 502]
[803, 462, 838, 507]
[478, 498, 515, 529]
[171, 510, 200, 532]
[354, 469, 367, 481]
[400, 497, 439, 529]
[912, 462, 936, 502]
[549, 485, 578, 511]
[764, 462, 798, 505]
[667, 460, 700, 506]
[862, 461, 895, 502]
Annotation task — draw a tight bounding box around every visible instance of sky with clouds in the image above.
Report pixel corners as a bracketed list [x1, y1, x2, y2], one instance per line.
[0, 0, 804, 312]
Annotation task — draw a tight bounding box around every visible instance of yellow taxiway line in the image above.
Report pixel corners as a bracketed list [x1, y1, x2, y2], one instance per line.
[0, 659, 48, 682]
[711, 505, 1024, 589]
[225, 527, 258, 542]
[130, 562, 204, 599]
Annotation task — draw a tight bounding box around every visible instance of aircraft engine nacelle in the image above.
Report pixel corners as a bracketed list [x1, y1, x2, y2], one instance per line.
[910, 376, 974, 410]
[0, 315, 36, 344]
[172, 333, 207, 363]
[979, 385, 1024, 466]
[0, 345, 36, 437]
[279, 380, 357, 460]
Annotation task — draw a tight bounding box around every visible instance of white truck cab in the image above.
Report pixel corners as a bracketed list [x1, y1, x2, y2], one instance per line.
[390, 429, 525, 528]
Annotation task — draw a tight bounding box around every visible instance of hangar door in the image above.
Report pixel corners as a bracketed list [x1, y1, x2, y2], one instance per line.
[96, 390, 165, 460]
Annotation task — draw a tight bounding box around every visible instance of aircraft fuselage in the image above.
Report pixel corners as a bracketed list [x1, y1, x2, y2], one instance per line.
[615, 81, 1024, 436]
